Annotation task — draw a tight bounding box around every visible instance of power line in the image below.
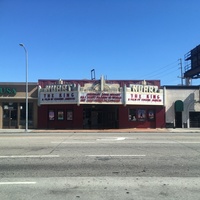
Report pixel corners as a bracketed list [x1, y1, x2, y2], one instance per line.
[148, 67, 179, 79]
[143, 60, 179, 79]
[147, 66, 178, 79]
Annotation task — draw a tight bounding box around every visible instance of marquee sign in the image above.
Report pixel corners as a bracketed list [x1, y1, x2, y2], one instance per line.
[42, 83, 76, 92]
[38, 80, 164, 106]
[39, 91, 78, 104]
[126, 82, 163, 105]
[126, 93, 163, 105]
[79, 92, 123, 104]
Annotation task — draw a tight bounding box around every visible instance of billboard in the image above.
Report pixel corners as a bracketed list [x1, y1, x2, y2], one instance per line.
[184, 44, 200, 79]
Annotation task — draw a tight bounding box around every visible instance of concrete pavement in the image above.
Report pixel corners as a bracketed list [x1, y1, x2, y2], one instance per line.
[1, 131, 200, 200]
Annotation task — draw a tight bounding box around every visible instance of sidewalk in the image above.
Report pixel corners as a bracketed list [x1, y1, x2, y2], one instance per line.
[0, 128, 200, 133]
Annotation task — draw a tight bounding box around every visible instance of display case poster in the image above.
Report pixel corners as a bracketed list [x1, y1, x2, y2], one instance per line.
[148, 110, 155, 121]
[58, 111, 64, 120]
[67, 110, 73, 120]
[138, 109, 146, 121]
[49, 110, 55, 120]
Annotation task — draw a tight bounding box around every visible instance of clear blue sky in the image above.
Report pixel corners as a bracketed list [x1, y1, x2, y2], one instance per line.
[0, 0, 200, 85]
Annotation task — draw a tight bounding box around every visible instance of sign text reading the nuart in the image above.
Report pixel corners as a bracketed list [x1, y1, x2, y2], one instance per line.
[131, 85, 159, 93]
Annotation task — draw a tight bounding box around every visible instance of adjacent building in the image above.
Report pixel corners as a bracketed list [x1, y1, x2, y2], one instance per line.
[0, 82, 38, 129]
[164, 85, 200, 128]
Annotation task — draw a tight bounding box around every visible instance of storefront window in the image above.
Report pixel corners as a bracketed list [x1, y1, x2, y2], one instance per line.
[20, 103, 33, 126]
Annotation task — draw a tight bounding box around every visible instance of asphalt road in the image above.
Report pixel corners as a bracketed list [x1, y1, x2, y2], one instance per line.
[0, 132, 200, 200]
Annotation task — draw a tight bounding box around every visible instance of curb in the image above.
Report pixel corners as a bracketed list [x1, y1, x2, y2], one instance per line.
[0, 128, 200, 134]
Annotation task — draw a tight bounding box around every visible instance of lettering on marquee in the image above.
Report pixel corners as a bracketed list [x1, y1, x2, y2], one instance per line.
[80, 93, 122, 103]
[128, 93, 162, 102]
[42, 84, 76, 92]
[41, 92, 75, 101]
[127, 83, 163, 104]
[130, 84, 159, 93]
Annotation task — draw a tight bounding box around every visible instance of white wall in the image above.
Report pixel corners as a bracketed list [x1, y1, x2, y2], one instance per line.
[165, 87, 200, 127]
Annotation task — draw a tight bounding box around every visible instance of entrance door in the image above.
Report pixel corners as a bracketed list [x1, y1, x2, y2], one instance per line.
[91, 111, 98, 128]
[3, 109, 17, 128]
[175, 112, 182, 128]
[3, 103, 18, 128]
[189, 112, 200, 127]
[83, 105, 118, 129]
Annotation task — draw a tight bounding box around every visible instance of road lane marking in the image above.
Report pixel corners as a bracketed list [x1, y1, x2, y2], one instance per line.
[116, 137, 126, 141]
[0, 182, 36, 185]
[0, 155, 59, 158]
[97, 137, 126, 141]
[86, 155, 146, 157]
[51, 141, 200, 144]
[51, 142, 97, 144]
[176, 142, 200, 143]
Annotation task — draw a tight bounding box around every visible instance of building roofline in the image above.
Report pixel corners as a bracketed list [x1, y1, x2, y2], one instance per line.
[161, 85, 200, 89]
[0, 82, 38, 86]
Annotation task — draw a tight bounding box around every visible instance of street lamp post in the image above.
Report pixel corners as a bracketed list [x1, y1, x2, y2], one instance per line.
[19, 43, 28, 132]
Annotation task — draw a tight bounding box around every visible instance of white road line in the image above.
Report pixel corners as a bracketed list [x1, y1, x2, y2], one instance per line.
[0, 182, 36, 185]
[0, 155, 59, 158]
[51, 141, 200, 144]
[86, 155, 146, 157]
[177, 142, 200, 144]
[51, 142, 96, 144]
[116, 137, 126, 141]
[97, 137, 126, 141]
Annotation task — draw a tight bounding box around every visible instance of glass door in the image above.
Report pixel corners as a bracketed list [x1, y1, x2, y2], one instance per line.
[3, 103, 17, 128]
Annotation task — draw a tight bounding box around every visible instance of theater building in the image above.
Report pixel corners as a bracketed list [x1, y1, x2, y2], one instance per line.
[38, 77, 165, 129]
[0, 82, 38, 129]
